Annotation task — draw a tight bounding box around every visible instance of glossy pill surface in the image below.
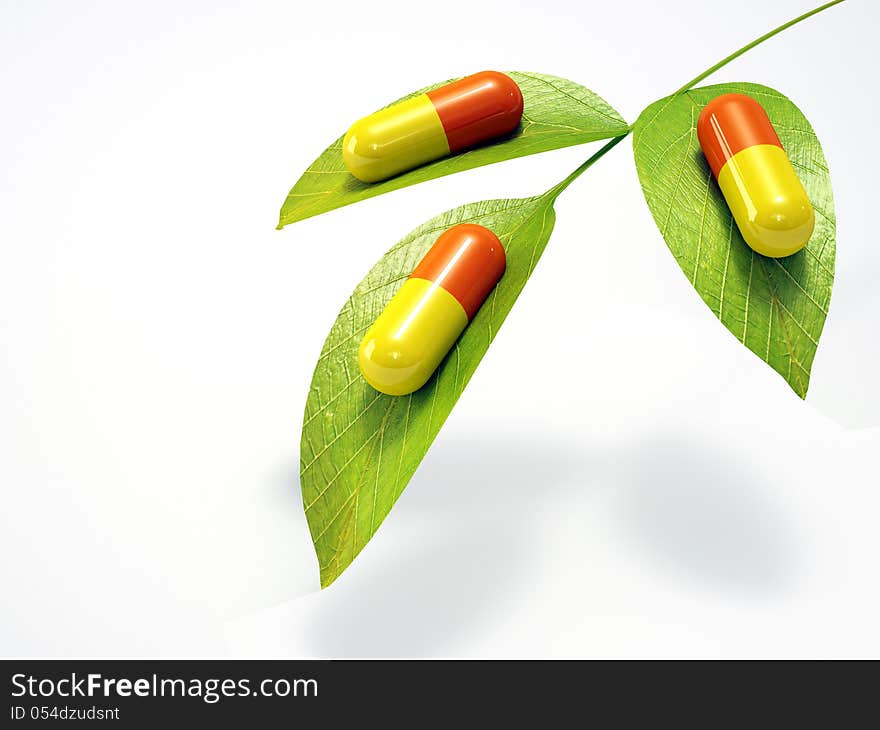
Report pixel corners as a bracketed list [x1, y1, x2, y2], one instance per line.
[697, 93, 814, 258]
[343, 71, 524, 183]
[358, 224, 506, 396]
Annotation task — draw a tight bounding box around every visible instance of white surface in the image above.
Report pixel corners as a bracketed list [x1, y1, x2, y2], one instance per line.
[1, 0, 878, 658]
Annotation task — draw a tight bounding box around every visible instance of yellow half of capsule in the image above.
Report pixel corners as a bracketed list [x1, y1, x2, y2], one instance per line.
[717, 144, 815, 258]
[358, 277, 468, 396]
[342, 94, 450, 183]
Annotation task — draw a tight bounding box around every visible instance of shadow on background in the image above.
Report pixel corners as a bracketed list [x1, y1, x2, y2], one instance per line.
[296, 434, 796, 656]
[619, 440, 794, 592]
[301, 440, 580, 657]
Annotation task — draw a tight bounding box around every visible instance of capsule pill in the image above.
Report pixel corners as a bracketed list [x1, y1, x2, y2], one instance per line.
[343, 71, 524, 183]
[697, 93, 814, 258]
[358, 224, 506, 395]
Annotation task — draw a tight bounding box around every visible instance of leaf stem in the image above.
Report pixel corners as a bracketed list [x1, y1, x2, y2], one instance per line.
[547, 131, 631, 199]
[671, 0, 845, 96]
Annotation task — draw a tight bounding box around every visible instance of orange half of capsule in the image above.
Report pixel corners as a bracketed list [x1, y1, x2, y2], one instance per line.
[342, 71, 524, 183]
[358, 224, 506, 396]
[697, 93, 814, 258]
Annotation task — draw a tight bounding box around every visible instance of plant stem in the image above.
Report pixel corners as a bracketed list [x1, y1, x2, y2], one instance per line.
[547, 131, 631, 199]
[549, 0, 844, 201]
[671, 0, 845, 96]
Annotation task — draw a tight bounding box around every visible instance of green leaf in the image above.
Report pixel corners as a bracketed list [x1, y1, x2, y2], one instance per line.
[633, 82, 835, 398]
[301, 191, 559, 586]
[278, 72, 627, 228]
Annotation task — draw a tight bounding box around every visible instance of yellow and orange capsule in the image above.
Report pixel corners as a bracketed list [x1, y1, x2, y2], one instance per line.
[342, 71, 524, 183]
[358, 224, 506, 396]
[697, 93, 814, 258]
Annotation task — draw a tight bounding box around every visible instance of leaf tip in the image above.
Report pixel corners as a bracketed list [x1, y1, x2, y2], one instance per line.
[787, 375, 810, 400]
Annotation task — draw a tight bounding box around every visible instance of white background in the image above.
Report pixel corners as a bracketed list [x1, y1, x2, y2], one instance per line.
[1, 0, 878, 658]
